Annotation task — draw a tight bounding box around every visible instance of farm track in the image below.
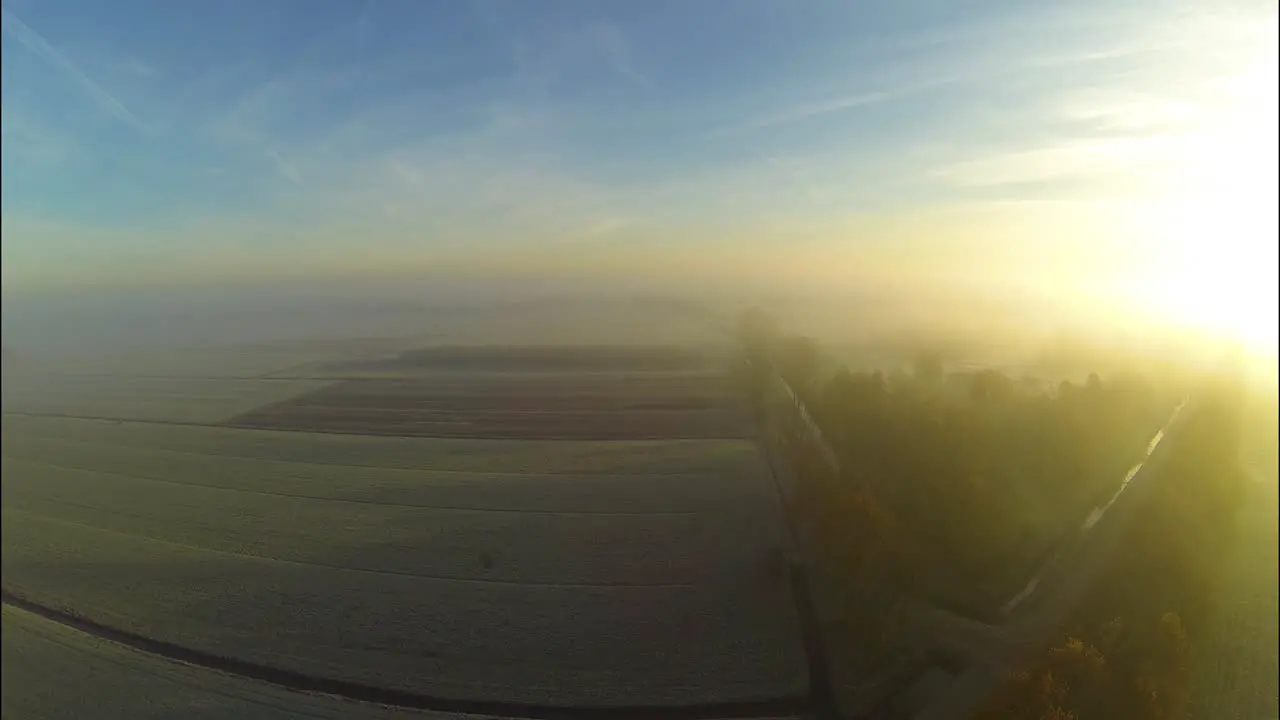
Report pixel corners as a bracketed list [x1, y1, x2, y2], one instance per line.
[1, 588, 808, 720]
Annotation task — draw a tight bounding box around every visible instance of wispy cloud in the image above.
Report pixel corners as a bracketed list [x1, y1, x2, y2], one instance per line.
[1059, 92, 1199, 133]
[707, 91, 900, 138]
[930, 137, 1175, 189]
[704, 39, 1176, 140]
[702, 3, 1197, 142]
[265, 149, 302, 185]
[116, 57, 154, 77]
[204, 75, 339, 185]
[0, 105, 77, 168]
[751, 149, 830, 206]
[4, 0, 1275, 293]
[587, 21, 645, 84]
[1, 5, 151, 134]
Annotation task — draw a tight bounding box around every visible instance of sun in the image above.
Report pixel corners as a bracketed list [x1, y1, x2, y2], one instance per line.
[1129, 50, 1279, 354]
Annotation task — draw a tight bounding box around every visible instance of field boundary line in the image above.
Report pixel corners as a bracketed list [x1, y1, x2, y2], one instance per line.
[1, 589, 808, 720]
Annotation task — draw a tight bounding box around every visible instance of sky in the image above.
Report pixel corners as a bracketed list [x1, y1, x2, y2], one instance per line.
[2, 0, 1277, 348]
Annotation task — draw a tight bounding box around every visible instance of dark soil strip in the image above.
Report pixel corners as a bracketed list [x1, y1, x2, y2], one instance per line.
[1, 587, 809, 720]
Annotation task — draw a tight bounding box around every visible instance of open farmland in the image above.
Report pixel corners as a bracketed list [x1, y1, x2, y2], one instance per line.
[315, 344, 723, 374]
[1, 341, 810, 712]
[235, 346, 748, 441]
[0, 337, 396, 423]
[2, 605, 460, 720]
[10, 337, 426, 379]
[1, 375, 330, 424]
[229, 373, 748, 440]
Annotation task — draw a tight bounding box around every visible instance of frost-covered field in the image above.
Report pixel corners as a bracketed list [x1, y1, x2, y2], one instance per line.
[1, 342, 808, 708]
[2, 375, 332, 423]
[1, 605, 458, 720]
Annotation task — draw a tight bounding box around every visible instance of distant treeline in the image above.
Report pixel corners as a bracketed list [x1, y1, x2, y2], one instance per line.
[737, 308, 1173, 616]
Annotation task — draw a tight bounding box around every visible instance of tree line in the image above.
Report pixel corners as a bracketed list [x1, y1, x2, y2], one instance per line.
[734, 307, 1250, 718]
[975, 381, 1247, 719]
[737, 308, 1173, 616]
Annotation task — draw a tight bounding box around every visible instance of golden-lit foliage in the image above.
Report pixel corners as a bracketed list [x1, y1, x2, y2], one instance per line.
[742, 311, 1257, 717]
[974, 614, 1192, 720]
[977, 378, 1247, 720]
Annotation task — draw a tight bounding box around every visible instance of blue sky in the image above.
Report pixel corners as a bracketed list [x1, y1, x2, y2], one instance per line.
[2, 0, 1276, 312]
